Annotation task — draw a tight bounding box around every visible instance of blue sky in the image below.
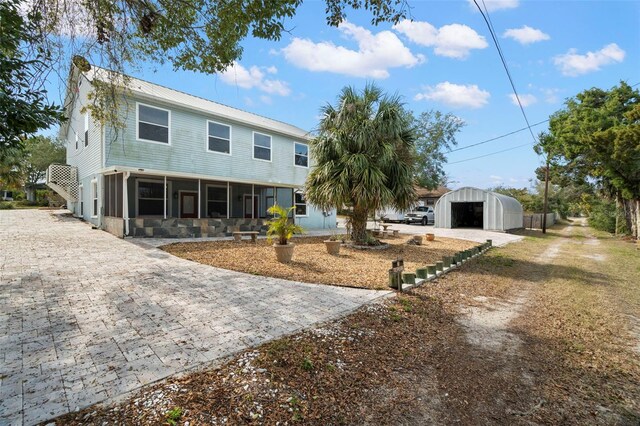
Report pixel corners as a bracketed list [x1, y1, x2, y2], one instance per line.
[50, 0, 640, 190]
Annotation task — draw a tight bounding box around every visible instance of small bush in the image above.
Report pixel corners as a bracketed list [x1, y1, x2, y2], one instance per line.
[0, 202, 15, 210]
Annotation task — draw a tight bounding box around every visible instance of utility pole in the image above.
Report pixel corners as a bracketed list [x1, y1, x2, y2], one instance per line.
[542, 158, 550, 234]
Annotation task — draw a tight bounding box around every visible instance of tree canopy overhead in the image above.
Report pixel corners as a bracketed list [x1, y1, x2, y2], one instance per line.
[28, 0, 409, 75]
[0, 0, 65, 161]
[305, 84, 417, 243]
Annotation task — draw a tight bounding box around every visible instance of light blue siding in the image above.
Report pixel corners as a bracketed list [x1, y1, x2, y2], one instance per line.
[105, 97, 310, 187]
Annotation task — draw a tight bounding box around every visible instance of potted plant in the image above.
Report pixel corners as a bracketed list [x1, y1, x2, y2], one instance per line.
[426, 233, 435, 241]
[324, 233, 342, 255]
[266, 204, 304, 263]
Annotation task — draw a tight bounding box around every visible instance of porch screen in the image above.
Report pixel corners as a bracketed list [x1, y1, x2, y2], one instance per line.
[138, 181, 165, 215]
[207, 186, 227, 218]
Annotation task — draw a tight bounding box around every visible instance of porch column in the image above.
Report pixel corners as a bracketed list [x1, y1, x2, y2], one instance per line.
[123, 172, 130, 236]
[251, 184, 255, 219]
[197, 179, 201, 219]
[163, 176, 167, 219]
[291, 188, 295, 224]
[226, 181, 230, 218]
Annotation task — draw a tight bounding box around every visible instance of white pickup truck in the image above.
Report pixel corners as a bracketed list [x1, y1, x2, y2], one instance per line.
[404, 206, 435, 226]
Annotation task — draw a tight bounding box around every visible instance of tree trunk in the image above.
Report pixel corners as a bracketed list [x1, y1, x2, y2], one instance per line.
[622, 199, 634, 237]
[636, 199, 640, 241]
[350, 204, 369, 244]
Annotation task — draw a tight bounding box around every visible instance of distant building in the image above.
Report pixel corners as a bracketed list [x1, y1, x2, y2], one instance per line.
[416, 185, 450, 207]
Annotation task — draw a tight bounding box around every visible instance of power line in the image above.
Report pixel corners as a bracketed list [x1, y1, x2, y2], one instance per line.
[474, 0, 538, 145]
[448, 142, 534, 165]
[450, 119, 549, 153]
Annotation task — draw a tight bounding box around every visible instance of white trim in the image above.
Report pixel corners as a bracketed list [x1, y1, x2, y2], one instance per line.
[205, 183, 228, 219]
[90, 179, 98, 218]
[178, 190, 199, 218]
[100, 165, 301, 189]
[294, 189, 308, 217]
[84, 113, 89, 147]
[197, 179, 201, 219]
[78, 184, 84, 217]
[252, 131, 272, 162]
[293, 142, 309, 169]
[136, 102, 171, 145]
[206, 120, 232, 155]
[75, 133, 79, 151]
[135, 178, 172, 217]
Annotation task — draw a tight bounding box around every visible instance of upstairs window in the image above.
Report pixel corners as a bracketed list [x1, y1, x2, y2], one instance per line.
[207, 121, 231, 154]
[253, 132, 271, 161]
[137, 103, 170, 144]
[84, 113, 89, 146]
[294, 191, 307, 216]
[294, 142, 308, 168]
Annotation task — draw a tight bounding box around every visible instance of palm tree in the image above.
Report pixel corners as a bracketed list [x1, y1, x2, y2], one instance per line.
[305, 84, 417, 244]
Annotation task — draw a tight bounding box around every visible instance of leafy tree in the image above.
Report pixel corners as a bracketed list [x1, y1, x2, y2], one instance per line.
[409, 110, 464, 189]
[0, 0, 65, 161]
[548, 82, 640, 238]
[20, 136, 66, 201]
[305, 84, 417, 243]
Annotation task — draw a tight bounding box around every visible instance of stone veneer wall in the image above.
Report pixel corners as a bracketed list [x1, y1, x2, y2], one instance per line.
[130, 217, 268, 238]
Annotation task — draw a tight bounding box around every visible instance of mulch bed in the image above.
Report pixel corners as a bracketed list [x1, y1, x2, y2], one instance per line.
[162, 235, 477, 290]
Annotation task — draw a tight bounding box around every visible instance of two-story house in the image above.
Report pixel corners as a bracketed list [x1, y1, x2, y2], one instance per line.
[47, 64, 335, 238]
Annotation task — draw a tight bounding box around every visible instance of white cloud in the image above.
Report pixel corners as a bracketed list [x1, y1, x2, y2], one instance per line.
[541, 88, 560, 104]
[415, 82, 490, 109]
[468, 0, 519, 11]
[508, 93, 537, 107]
[281, 22, 424, 79]
[553, 43, 625, 76]
[393, 20, 487, 59]
[503, 26, 550, 45]
[219, 62, 291, 96]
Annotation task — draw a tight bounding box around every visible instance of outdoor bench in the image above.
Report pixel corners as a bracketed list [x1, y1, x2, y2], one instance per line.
[232, 231, 259, 242]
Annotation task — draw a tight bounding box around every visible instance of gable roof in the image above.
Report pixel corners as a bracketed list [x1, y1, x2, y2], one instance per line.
[61, 64, 311, 140]
[415, 185, 450, 198]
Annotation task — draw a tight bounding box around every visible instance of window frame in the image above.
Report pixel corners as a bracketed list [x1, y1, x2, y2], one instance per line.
[293, 142, 309, 168]
[294, 190, 308, 217]
[84, 113, 89, 147]
[78, 184, 84, 216]
[75, 132, 79, 150]
[206, 120, 232, 155]
[205, 184, 229, 218]
[252, 131, 272, 162]
[91, 179, 98, 218]
[136, 102, 171, 145]
[135, 178, 171, 217]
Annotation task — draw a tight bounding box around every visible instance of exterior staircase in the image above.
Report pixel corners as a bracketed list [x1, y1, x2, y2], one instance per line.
[46, 164, 79, 201]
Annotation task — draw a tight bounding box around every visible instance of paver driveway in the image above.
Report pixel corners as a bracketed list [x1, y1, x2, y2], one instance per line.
[0, 210, 390, 425]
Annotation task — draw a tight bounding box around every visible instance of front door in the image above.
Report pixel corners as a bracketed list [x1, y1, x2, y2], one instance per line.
[243, 195, 258, 218]
[180, 191, 198, 218]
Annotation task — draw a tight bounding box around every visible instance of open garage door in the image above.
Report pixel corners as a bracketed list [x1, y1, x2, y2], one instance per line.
[451, 202, 483, 228]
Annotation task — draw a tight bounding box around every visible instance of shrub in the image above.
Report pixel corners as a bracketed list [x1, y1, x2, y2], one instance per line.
[0, 202, 15, 210]
[588, 199, 616, 233]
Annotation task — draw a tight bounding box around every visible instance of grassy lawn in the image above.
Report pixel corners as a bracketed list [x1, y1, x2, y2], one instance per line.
[55, 222, 640, 425]
[162, 235, 477, 290]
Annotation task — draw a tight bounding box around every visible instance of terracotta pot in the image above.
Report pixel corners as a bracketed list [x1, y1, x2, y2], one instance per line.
[413, 235, 423, 245]
[426, 233, 435, 241]
[273, 243, 295, 263]
[324, 240, 341, 255]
